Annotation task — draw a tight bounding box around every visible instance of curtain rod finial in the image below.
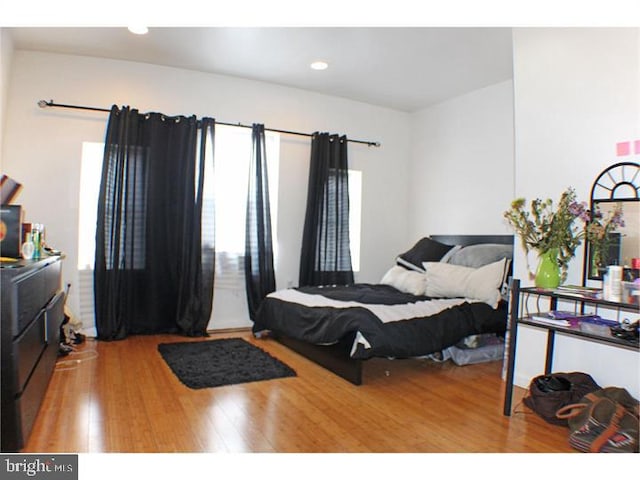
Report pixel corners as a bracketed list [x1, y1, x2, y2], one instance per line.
[37, 100, 49, 108]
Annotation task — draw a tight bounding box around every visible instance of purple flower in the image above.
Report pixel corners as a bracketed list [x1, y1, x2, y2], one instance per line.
[612, 210, 625, 228]
[568, 201, 590, 222]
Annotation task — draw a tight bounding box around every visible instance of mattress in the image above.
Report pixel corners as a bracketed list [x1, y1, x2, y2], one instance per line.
[253, 283, 507, 360]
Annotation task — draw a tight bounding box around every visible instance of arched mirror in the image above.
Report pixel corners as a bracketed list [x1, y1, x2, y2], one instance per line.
[583, 161, 640, 281]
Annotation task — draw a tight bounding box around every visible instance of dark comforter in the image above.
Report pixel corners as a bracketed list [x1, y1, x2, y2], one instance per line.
[253, 284, 507, 360]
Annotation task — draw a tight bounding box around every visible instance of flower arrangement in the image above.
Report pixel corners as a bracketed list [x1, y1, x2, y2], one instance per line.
[504, 188, 590, 283]
[585, 202, 625, 273]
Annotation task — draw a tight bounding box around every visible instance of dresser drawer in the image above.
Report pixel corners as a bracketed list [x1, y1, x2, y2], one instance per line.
[15, 342, 57, 450]
[45, 291, 65, 345]
[43, 259, 62, 306]
[14, 270, 45, 337]
[14, 311, 47, 395]
[14, 259, 60, 337]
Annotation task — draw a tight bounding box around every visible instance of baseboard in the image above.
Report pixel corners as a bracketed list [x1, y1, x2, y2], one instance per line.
[83, 326, 98, 338]
[514, 372, 532, 389]
[207, 327, 252, 335]
[82, 326, 250, 338]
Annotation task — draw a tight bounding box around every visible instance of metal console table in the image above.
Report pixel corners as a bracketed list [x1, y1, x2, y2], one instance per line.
[502, 278, 639, 416]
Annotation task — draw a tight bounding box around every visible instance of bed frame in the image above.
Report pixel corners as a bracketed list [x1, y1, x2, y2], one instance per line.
[274, 234, 514, 385]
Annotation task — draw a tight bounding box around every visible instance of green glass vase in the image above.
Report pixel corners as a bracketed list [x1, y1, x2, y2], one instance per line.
[535, 248, 561, 289]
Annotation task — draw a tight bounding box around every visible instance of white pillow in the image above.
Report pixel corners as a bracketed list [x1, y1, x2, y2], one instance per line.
[422, 258, 507, 308]
[380, 266, 426, 296]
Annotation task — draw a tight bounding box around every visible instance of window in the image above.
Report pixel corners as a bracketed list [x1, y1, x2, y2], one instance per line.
[77, 128, 280, 330]
[77, 125, 280, 274]
[210, 125, 279, 253]
[206, 125, 280, 285]
[348, 169, 362, 272]
[77, 142, 104, 270]
[78, 125, 280, 270]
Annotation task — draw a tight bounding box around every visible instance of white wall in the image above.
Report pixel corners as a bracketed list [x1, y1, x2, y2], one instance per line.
[511, 28, 640, 396]
[408, 80, 515, 239]
[3, 50, 412, 334]
[0, 29, 14, 168]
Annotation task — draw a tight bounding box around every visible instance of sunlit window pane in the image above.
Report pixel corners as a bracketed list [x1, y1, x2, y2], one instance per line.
[77, 142, 104, 269]
[348, 169, 362, 272]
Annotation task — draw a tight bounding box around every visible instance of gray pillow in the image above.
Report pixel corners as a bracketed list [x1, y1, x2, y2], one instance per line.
[447, 243, 513, 269]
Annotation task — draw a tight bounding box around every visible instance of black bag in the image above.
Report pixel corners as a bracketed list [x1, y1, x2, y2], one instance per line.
[556, 387, 639, 453]
[522, 372, 601, 426]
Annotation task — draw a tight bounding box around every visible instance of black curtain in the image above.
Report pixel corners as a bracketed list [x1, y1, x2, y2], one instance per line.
[299, 132, 354, 287]
[94, 106, 215, 340]
[245, 124, 276, 320]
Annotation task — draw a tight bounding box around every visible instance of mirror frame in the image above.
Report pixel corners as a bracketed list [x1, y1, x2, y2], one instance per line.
[583, 161, 640, 281]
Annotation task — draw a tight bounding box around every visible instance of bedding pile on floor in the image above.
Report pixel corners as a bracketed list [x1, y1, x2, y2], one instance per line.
[428, 333, 505, 365]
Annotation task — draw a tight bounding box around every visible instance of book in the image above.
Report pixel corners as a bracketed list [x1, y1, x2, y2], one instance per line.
[530, 310, 607, 327]
[530, 311, 574, 326]
[0, 174, 23, 204]
[0, 204, 23, 258]
[553, 285, 601, 298]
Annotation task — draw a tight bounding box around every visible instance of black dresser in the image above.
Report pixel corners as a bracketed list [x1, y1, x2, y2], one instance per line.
[1, 255, 64, 452]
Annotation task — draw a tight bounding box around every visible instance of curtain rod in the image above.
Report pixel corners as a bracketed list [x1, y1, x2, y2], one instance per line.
[37, 99, 381, 147]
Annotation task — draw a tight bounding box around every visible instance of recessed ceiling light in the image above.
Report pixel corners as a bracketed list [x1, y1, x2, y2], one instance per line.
[128, 26, 149, 35]
[310, 61, 329, 71]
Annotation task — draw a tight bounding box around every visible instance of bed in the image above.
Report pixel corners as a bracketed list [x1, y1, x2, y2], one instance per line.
[253, 235, 514, 384]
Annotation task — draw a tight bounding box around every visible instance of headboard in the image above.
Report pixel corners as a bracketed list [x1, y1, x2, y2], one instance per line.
[430, 234, 513, 247]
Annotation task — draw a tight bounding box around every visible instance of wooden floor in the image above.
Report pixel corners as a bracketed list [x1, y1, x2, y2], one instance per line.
[24, 330, 575, 454]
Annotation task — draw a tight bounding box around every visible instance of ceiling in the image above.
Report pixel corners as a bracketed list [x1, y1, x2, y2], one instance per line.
[8, 27, 514, 112]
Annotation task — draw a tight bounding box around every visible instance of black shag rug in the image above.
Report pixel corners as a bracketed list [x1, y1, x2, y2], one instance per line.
[157, 338, 296, 389]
